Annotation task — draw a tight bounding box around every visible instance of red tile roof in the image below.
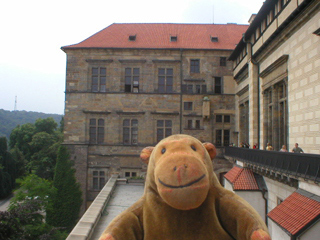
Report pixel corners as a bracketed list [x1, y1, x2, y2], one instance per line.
[62, 23, 248, 50]
[224, 166, 259, 190]
[268, 190, 320, 236]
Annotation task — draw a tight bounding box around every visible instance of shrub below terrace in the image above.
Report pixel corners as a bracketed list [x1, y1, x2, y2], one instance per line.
[0, 200, 67, 240]
[46, 146, 82, 232]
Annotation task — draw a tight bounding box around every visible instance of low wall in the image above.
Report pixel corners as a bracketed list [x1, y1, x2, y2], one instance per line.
[66, 175, 118, 240]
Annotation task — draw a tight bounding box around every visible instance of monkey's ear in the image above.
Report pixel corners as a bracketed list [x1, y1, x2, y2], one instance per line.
[203, 142, 216, 160]
[140, 146, 154, 165]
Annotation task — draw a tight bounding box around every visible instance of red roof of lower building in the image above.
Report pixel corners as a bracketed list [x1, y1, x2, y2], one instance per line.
[224, 166, 259, 190]
[268, 189, 320, 236]
[62, 23, 248, 50]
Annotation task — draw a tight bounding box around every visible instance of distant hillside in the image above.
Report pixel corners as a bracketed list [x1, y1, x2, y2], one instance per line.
[0, 109, 63, 139]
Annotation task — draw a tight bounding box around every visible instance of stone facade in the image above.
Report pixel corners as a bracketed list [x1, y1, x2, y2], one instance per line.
[230, 0, 320, 153]
[63, 38, 240, 208]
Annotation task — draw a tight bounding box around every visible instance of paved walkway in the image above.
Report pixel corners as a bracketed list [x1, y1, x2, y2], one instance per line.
[90, 183, 144, 240]
[0, 195, 13, 211]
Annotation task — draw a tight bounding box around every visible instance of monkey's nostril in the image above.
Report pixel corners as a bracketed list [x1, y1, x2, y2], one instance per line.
[184, 164, 187, 168]
[173, 166, 177, 171]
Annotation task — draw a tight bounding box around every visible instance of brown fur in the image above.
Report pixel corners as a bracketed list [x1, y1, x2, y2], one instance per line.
[99, 134, 271, 240]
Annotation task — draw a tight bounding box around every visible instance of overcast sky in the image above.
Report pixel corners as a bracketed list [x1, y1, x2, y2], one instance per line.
[0, 0, 264, 115]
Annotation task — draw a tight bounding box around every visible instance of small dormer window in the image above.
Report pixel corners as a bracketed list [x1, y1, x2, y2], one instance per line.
[129, 35, 136, 41]
[170, 36, 177, 42]
[211, 36, 218, 42]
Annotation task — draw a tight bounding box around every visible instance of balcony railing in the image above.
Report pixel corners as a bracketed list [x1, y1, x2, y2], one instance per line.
[224, 147, 320, 183]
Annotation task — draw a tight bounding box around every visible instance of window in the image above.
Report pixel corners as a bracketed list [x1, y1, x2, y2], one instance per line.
[196, 85, 201, 93]
[214, 77, 222, 94]
[215, 129, 230, 147]
[123, 119, 138, 145]
[216, 130, 222, 146]
[184, 102, 193, 110]
[93, 171, 105, 190]
[125, 68, 139, 93]
[224, 130, 230, 146]
[216, 115, 223, 123]
[190, 59, 200, 73]
[125, 171, 137, 178]
[89, 118, 104, 144]
[220, 57, 227, 66]
[211, 36, 218, 42]
[277, 197, 283, 205]
[157, 120, 172, 142]
[129, 35, 136, 41]
[216, 115, 231, 123]
[186, 119, 202, 129]
[92, 67, 106, 92]
[195, 120, 201, 129]
[170, 36, 177, 42]
[184, 84, 207, 94]
[158, 68, 173, 93]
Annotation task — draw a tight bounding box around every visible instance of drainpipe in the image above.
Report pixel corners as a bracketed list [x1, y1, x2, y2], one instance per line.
[180, 49, 183, 133]
[242, 34, 260, 147]
[261, 188, 268, 226]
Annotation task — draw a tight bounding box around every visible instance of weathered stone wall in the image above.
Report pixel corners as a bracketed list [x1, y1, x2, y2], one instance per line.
[63, 47, 236, 208]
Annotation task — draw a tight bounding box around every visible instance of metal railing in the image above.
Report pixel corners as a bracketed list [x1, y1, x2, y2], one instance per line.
[224, 147, 320, 183]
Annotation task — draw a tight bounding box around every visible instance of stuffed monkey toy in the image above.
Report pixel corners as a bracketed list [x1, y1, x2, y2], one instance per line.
[99, 134, 271, 240]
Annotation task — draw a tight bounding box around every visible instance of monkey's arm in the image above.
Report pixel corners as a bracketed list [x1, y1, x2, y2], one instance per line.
[99, 199, 144, 240]
[217, 190, 271, 240]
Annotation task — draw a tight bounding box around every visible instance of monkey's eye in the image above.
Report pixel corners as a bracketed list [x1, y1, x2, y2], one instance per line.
[191, 145, 196, 151]
[161, 148, 166, 154]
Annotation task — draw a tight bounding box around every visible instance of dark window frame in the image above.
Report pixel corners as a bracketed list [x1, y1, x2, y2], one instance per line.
[156, 120, 172, 142]
[220, 57, 227, 67]
[214, 77, 222, 94]
[123, 119, 138, 145]
[158, 68, 173, 93]
[89, 118, 104, 144]
[184, 102, 193, 111]
[92, 67, 107, 92]
[93, 170, 105, 190]
[190, 59, 200, 73]
[125, 67, 140, 93]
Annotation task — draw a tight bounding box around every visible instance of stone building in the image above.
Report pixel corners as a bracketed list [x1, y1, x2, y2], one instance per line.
[229, 0, 320, 153]
[227, 0, 320, 239]
[61, 23, 248, 207]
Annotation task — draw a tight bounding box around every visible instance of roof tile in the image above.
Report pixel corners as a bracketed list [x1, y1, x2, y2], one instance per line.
[62, 23, 248, 50]
[224, 166, 259, 190]
[268, 191, 320, 236]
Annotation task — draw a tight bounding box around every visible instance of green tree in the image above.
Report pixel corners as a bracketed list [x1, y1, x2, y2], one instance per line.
[9, 123, 36, 159]
[9, 174, 56, 211]
[10, 146, 26, 178]
[0, 199, 67, 240]
[0, 137, 16, 198]
[59, 117, 64, 133]
[9, 118, 63, 179]
[35, 117, 58, 134]
[46, 146, 82, 232]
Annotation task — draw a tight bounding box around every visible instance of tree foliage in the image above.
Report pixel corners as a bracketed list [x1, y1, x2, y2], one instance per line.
[46, 146, 82, 232]
[0, 109, 62, 140]
[9, 118, 63, 180]
[0, 137, 16, 198]
[0, 199, 67, 240]
[9, 174, 56, 211]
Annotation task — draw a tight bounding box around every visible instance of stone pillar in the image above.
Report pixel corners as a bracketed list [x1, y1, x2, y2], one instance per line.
[248, 61, 259, 147]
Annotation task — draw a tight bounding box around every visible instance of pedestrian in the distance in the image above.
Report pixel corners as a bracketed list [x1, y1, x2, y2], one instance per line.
[292, 143, 304, 153]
